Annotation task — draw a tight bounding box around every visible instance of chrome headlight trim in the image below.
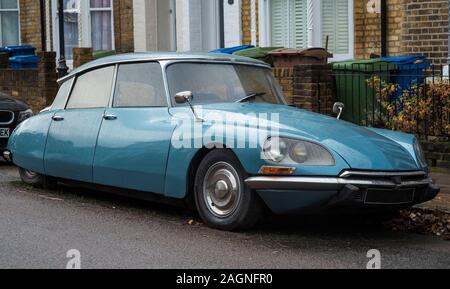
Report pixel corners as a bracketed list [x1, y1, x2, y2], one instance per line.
[263, 137, 335, 166]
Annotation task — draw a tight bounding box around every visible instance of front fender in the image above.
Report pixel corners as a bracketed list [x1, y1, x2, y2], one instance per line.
[366, 127, 421, 168]
[163, 119, 349, 199]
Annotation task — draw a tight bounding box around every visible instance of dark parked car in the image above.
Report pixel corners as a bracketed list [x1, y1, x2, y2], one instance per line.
[0, 92, 33, 151]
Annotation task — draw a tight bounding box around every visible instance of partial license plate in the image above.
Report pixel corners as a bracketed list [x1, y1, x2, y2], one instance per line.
[365, 188, 415, 205]
[0, 128, 10, 138]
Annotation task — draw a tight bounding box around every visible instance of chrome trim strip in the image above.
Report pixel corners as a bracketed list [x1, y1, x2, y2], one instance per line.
[0, 110, 14, 125]
[245, 176, 433, 191]
[339, 170, 427, 178]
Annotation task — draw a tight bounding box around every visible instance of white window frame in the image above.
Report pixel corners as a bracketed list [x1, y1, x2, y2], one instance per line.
[258, 0, 354, 61]
[85, 0, 115, 51]
[0, 0, 21, 47]
[52, 0, 115, 67]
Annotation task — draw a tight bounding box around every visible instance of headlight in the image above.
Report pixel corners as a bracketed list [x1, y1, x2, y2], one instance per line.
[263, 137, 335, 166]
[413, 139, 427, 168]
[17, 109, 33, 123]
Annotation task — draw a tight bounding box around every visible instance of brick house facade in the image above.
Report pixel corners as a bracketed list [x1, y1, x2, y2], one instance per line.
[242, 0, 449, 64]
[355, 0, 449, 64]
[2, 0, 134, 56]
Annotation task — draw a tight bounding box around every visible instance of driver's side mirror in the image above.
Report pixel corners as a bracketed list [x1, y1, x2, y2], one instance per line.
[333, 102, 345, 120]
[175, 91, 194, 104]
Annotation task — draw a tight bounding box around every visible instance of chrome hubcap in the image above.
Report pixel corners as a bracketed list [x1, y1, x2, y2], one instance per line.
[203, 162, 241, 218]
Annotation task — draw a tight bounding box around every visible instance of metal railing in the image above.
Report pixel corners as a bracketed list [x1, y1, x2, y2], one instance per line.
[314, 63, 449, 139]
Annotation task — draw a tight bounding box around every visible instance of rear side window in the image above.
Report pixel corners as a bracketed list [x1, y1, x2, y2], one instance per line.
[52, 78, 73, 109]
[113, 62, 167, 107]
[66, 66, 115, 109]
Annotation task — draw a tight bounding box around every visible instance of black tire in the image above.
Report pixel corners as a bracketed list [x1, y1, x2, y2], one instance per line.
[194, 149, 263, 231]
[18, 167, 57, 190]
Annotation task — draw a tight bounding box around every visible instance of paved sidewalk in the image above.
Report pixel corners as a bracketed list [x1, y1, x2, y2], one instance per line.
[418, 169, 450, 213]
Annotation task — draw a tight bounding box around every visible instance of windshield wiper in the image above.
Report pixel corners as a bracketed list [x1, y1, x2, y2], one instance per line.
[236, 92, 266, 103]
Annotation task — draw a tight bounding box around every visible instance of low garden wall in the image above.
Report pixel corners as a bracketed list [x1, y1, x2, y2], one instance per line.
[0, 52, 57, 112]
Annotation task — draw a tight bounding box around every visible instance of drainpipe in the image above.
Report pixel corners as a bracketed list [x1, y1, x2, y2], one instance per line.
[40, 0, 46, 52]
[57, 0, 68, 78]
[448, 0, 449, 64]
[219, 0, 225, 48]
[250, 0, 257, 46]
[380, 0, 387, 57]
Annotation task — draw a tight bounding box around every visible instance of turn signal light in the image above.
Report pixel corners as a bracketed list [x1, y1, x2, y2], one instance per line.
[259, 166, 296, 175]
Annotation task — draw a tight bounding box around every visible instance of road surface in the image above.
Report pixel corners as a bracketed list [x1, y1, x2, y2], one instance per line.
[0, 163, 449, 269]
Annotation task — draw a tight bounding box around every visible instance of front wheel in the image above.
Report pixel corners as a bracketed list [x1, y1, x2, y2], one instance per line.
[18, 167, 57, 189]
[194, 150, 263, 231]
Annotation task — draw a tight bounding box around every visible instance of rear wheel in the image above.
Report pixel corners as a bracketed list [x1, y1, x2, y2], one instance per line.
[194, 150, 262, 231]
[18, 168, 57, 189]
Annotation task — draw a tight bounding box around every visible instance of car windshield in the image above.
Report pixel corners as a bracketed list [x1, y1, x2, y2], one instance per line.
[167, 63, 285, 106]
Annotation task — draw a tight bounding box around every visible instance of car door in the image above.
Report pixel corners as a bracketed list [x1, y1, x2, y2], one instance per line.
[93, 62, 176, 194]
[44, 66, 115, 182]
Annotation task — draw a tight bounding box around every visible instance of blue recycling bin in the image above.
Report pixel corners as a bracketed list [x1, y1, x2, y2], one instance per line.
[5, 45, 36, 57]
[210, 45, 255, 55]
[381, 55, 431, 100]
[9, 55, 39, 69]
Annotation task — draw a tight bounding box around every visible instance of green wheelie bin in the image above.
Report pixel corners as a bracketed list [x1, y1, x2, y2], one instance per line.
[332, 59, 397, 126]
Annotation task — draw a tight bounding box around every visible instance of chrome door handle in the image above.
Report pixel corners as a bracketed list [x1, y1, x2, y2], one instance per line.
[103, 114, 117, 121]
[52, 115, 64, 121]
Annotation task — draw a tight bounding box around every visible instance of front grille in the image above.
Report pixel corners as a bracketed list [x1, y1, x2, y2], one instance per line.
[0, 111, 14, 124]
[365, 188, 415, 205]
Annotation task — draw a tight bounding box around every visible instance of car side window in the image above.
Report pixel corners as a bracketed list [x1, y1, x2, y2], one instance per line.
[113, 62, 167, 108]
[66, 66, 115, 109]
[51, 78, 73, 110]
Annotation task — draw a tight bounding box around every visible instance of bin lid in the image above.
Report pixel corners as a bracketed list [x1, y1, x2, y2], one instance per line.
[332, 59, 397, 72]
[381, 55, 426, 64]
[210, 45, 254, 54]
[381, 55, 431, 70]
[4, 45, 36, 52]
[9, 55, 39, 63]
[269, 48, 333, 59]
[233, 47, 283, 58]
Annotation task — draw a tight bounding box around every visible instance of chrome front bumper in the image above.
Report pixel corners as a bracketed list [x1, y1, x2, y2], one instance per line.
[245, 170, 440, 208]
[245, 170, 432, 191]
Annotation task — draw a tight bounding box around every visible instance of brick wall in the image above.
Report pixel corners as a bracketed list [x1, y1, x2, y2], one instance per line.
[242, 0, 258, 45]
[114, 0, 134, 53]
[273, 68, 294, 104]
[0, 52, 57, 112]
[293, 65, 335, 115]
[354, 0, 449, 64]
[73, 48, 93, 69]
[421, 141, 450, 168]
[273, 65, 336, 115]
[354, 0, 404, 58]
[402, 0, 449, 65]
[19, 0, 42, 51]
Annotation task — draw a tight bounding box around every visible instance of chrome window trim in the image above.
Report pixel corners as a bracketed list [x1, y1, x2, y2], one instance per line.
[64, 65, 116, 110]
[52, 77, 75, 111]
[58, 57, 270, 85]
[0, 110, 15, 125]
[160, 60, 282, 108]
[111, 61, 169, 108]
